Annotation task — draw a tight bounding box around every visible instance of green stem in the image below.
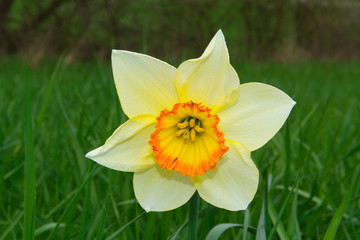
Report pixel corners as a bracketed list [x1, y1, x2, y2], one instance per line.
[188, 191, 200, 240]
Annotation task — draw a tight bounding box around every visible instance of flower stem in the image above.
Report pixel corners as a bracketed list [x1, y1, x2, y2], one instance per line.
[188, 191, 200, 240]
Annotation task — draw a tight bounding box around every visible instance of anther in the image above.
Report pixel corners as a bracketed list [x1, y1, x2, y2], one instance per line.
[183, 130, 190, 141]
[177, 121, 188, 129]
[190, 128, 196, 142]
[189, 119, 195, 128]
[194, 125, 204, 132]
[176, 129, 187, 136]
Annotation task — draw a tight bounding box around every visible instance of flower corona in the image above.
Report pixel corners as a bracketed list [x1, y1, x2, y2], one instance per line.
[149, 101, 228, 177]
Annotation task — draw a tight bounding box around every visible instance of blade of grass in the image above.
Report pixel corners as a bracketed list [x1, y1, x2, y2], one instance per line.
[205, 223, 257, 240]
[264, 174, 271, 235]
[340, 143, 360, 161]
[323, 166, 360, 240]
[54, 89, 86, 175]
[256, 174, 271, 240]
[188, 192, 200, 240]
[44, 189, 77, 219]
[287, 185, 301, 240]
[46, 166, 98, 240]
[268, 199, 290, 240]
[4, 163, 23, 180]
[268, 177, 298, 240]
[243, 209, 250, 240]
[255, 200, 266, 240]
[34, 223, 66, 236]
[169, 205, 217, 240]
[96, 203, 110, 240]
[143, 212, 156, 240]
[275, 185, 357, 221]
[341, 224, 353, 240]
[303, 93, 332, 164]
[37, 55, 63, 124]
[24, 65, 36, 240]
[284, 122, 291, 190]
[105, 211, 146, 240]
[293, 102, 319, 136]
[0, 211, 23, 240]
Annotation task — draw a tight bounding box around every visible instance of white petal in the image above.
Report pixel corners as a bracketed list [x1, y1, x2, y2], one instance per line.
[218, 82, 295, 151]
[112, 50, 179, 118]
[86, 115, 157, 172]
[133, 165, 196, 212]
[193, 141, 259, 211]
[175, 30, 239, 113]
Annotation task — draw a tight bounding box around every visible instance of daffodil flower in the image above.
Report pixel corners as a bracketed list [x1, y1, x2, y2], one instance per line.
[86, 30, 295, 212]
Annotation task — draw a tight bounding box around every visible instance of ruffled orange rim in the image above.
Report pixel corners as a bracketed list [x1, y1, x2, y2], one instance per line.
[148, 101, 228, 177]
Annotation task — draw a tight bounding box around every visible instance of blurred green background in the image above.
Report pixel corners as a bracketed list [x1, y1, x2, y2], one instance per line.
[1, 0, 360, 64]
[1, 0, 360, 239]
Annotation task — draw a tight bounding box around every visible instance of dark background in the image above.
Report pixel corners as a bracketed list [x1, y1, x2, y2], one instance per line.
[1, 0, 360, 65]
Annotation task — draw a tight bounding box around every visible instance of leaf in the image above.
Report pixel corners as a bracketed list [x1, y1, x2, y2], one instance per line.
[268, 177, 298, 240]
[105, 211, 146, 240]
[46, 166, 98, 240]
[0, 211, 23, 240]
[205, 223, 256, 240]
[287, 186, 301, 240]
[96, 203, 110, 240]
[323, 167, 359, 240]
[24, 65, 36, 240]
[34, 223, 66, 236]
[242, 209, 250, 240]
[169, 205, 217, 240]
[256, 199, 267, 240]
[268, 199, 290, 240]
[37, 55, 63, 124]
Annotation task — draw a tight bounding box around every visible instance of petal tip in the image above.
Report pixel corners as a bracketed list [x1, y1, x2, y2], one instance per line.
[85, 147, 101, 159]
[112, 49, 131, 57]
[213, 29, 226, 46]
[112, 49, 120, 55]
[85, 146, 107, 162]
[215, 29, 225, 38]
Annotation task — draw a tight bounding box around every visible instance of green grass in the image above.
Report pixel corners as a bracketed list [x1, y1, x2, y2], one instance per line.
[1, 57, 360, 239]
[23, 65, 36, 240]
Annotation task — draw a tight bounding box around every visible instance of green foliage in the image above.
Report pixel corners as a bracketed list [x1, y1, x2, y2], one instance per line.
[23, 66, 36, 240]
[0, 57, 360, 239]
[1, 0, 359, 62]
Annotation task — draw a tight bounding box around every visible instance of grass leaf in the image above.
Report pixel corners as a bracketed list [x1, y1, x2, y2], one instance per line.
[105, 211, 146, 240]
[323, 167, 360, 240]
[205, 223, 256, 240]
[24, 65, 36, 240]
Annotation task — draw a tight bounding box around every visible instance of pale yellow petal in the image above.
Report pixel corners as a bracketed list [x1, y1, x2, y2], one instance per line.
[193, 141, 259, 211]
[133, 165, 196, 212]
[218, 83, 296, 151]
[85, 115, 157, 172]
[175, 30, 239, 113]
[112, 50, 179, 118]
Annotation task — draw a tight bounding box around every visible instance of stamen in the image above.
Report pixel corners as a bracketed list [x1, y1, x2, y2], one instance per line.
[189, 119, 195, 128]
[194, 125, 204, 132]
[176, 117, 203, 143]
[177, 121, 188, 129]
[190, 128, 196, 142]
[176, 128, 187, 136]
[183, 130, 190, 141]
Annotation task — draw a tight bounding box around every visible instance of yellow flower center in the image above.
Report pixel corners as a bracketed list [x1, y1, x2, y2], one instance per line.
[149, 101, 229, 177]
[175, 116, 204, 142]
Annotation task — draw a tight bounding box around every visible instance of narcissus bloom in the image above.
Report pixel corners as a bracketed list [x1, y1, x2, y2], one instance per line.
[86, 30, 295, 212]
